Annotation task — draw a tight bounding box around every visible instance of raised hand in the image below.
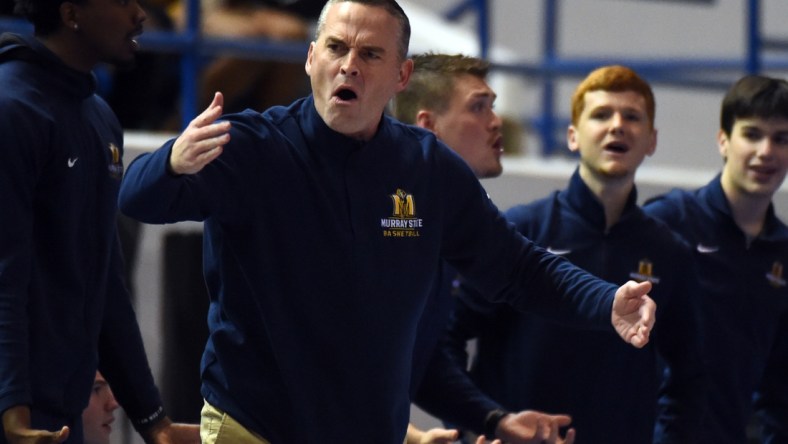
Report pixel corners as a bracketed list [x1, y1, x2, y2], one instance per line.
[169, 92, 232, 175]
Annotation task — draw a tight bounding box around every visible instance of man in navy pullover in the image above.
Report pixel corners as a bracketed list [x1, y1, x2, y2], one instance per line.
[119, 1, 657, 443]
[644, 75, 788, 443]
[0, 0, 198, 442]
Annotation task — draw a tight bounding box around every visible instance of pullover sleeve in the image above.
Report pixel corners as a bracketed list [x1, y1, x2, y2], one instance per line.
[120, 116, 257, 224]
[438, 153, 616, 329]
[0, 99, 46, 414]
[414, 288, 506, 433]
[119, 142, 210, 223]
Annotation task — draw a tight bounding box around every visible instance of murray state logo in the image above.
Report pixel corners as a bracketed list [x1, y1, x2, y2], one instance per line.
[629, 258, 661, 284]
[766, 261, 786, 288]
[381, 188, 423, 238]
[107, 142, 123, 179]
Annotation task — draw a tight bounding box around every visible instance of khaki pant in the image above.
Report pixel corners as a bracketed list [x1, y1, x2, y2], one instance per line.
[200, 400, 270, 444]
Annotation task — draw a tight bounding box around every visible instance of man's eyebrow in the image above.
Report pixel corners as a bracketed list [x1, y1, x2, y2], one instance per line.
[324, 36, 345, 45]
[323, 36, 386, 55]
[470, 91, 496, 100]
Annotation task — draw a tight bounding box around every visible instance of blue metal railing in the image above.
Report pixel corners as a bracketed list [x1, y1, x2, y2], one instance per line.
[2, 0, 785, 154]
[442, 0, 787, 155]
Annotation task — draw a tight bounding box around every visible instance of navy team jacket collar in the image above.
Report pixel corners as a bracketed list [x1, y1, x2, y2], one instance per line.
[299, 95, 393, 158]
[701, 173, 788, 242]
[560, 168, 639, 232]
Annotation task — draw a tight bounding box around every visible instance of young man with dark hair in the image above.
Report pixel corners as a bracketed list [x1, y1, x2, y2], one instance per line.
[645, 74, 788, 443]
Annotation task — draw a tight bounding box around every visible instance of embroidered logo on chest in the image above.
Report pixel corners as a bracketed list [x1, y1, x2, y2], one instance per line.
[381, 188, 423, 238]
[766, 261, 786, 288]
[629, 258, 661, 284]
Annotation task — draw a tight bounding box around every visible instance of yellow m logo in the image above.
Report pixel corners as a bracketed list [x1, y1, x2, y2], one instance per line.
[391, 189, 415, 218]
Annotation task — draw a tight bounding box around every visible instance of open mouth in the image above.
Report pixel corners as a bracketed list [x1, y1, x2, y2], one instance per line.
[605, 142, 629, 153]
[492, 136, 504, 152]
[335, 88, 357, 101]
[128, 29, 143, 50]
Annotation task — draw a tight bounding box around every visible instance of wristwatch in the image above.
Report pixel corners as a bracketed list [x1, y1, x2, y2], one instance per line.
[483, 408, 510, 439]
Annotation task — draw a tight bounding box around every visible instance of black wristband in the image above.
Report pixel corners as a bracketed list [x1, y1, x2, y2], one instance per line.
[483, 408, 509, 439]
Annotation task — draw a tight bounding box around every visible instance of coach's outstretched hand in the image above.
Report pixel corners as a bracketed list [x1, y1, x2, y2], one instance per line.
[611, 280, 655, 348]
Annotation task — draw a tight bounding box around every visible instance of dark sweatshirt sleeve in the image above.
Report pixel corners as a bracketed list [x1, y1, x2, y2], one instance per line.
[0, 99, 44, 414]
[97, 232, 167, 431]
[437, 151, 616, 330]
[414, 287, 508, 434]
[119, 141, 208, 224]
[119, 116, 256, 225]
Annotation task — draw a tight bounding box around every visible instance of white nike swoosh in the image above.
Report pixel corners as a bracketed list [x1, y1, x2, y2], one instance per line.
[546, 247, 572, 255]
[68, 157, 78, 168]
[696, 244, 719, 253]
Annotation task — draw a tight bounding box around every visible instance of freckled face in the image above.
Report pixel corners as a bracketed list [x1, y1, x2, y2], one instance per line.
[305, 2, 412, 140]
[568, 90, 656, 181]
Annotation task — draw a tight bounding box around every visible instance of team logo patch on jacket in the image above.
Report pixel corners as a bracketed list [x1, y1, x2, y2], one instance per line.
[381, 188, 423, 238]
[766, 261, 786, 288]
[107, 142, 123, 179]
[629, 258, 661, 284]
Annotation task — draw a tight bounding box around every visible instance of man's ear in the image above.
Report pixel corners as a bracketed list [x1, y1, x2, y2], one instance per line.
[567, 125, 580, 154]
[304, 41, 315, 77]
[646, 128, 658, 157]
[717, 129, 729, 159]
[415, 110, 435, 131]
[395, 58, 414, 92]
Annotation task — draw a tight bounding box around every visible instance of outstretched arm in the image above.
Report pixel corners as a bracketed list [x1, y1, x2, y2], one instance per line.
[611, 280, 655, 348]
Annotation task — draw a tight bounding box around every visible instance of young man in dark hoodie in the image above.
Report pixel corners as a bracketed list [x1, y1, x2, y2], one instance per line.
[0, 0, 198, 443]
